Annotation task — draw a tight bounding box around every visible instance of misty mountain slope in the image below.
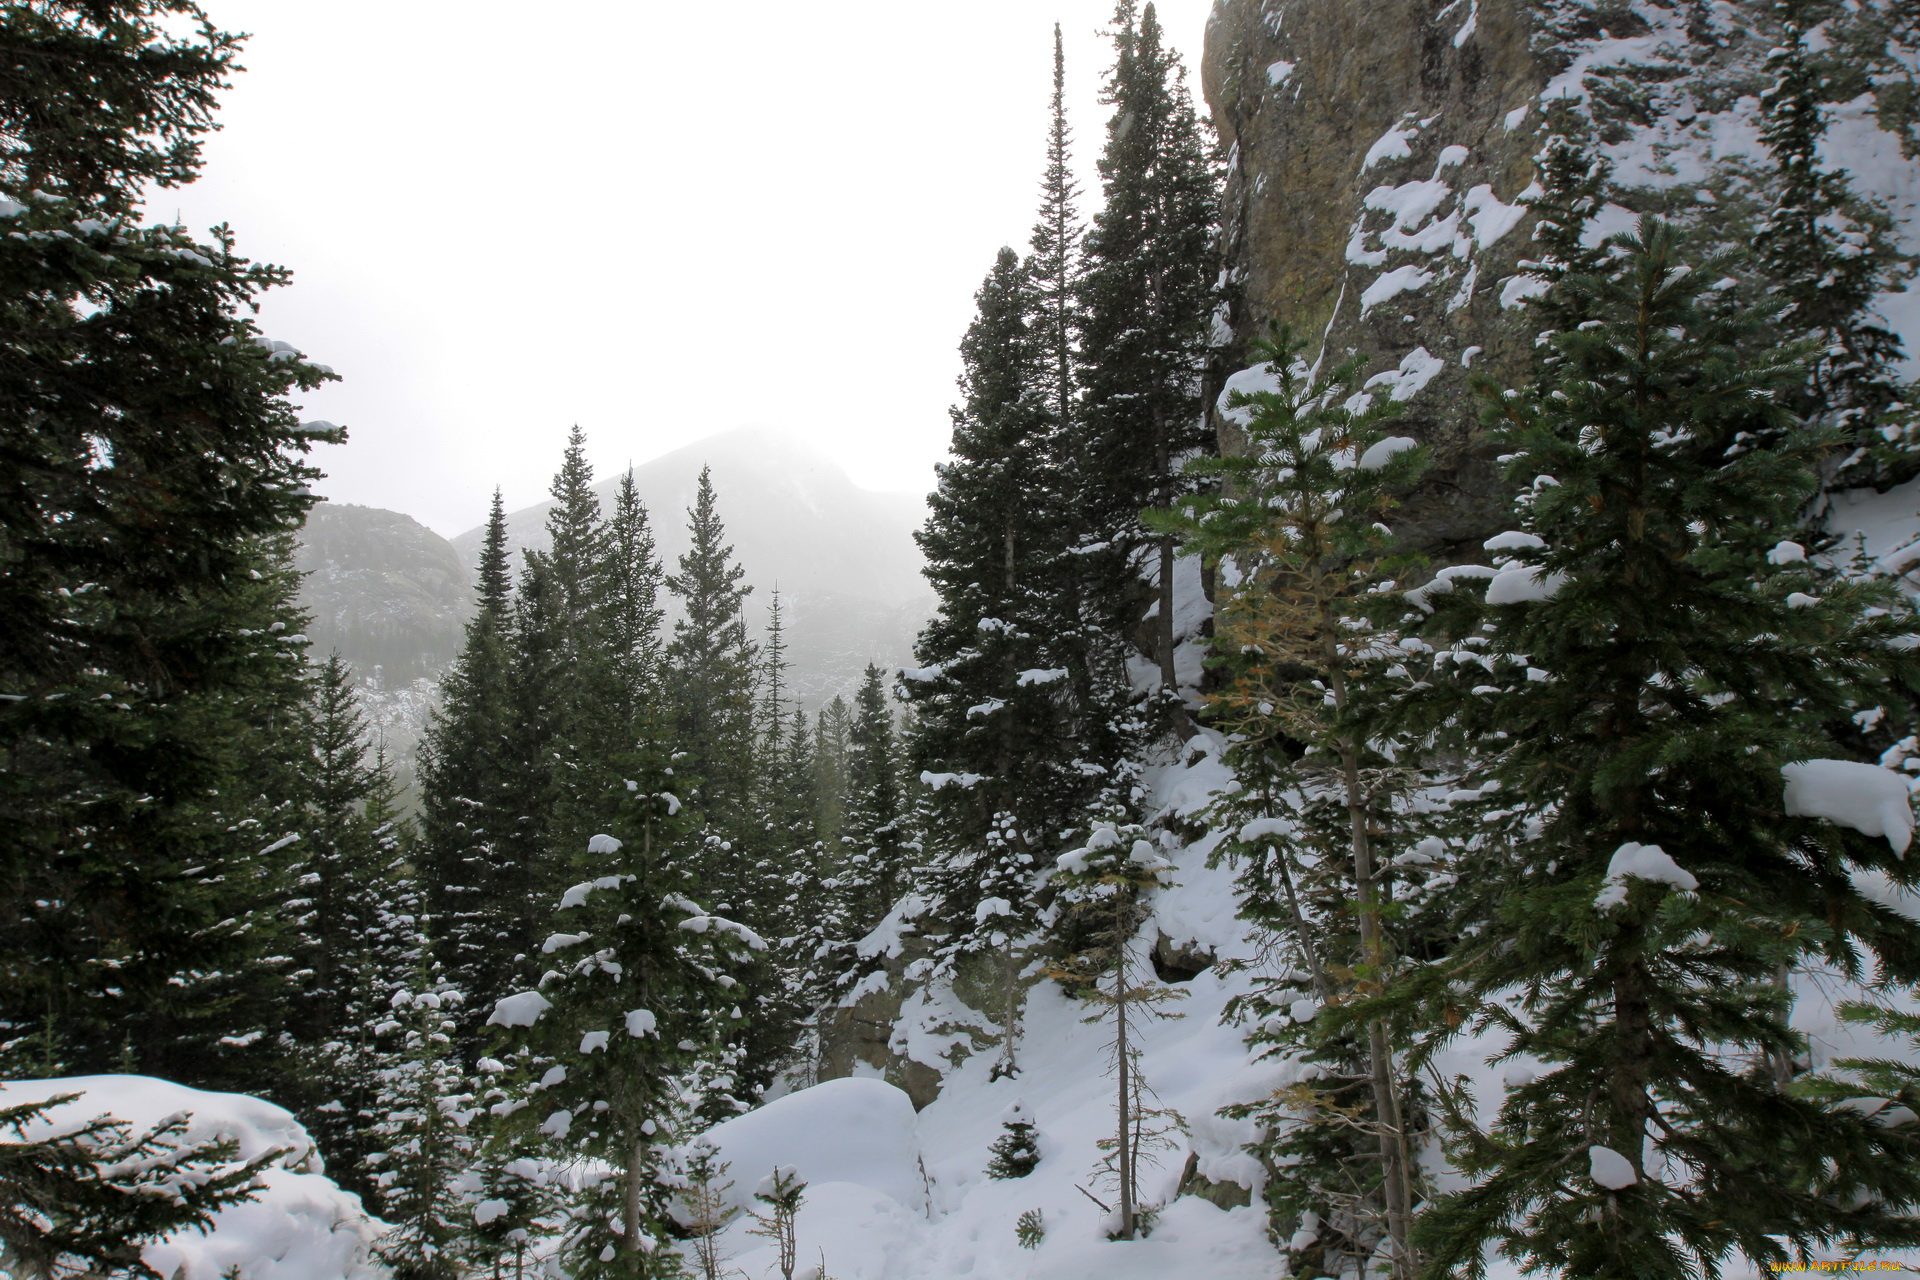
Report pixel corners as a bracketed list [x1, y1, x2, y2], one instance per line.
[293, 501, 473, 803]
[452, 426, 935, 706]
[295, 501, 472, 683]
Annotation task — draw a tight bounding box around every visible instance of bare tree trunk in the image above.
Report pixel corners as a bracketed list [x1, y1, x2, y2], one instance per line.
[1609, 953, 1656, 1182]
[1769, 961, 1795, 1087]
[1327, 649, 1416, 1280]
[624, 1139, 646, 1255]
[1262, 791, 1334, 1006]
[1158, 537, 1179, 693]
[994, 941, 1022, 1079]
[1115, 924, 1135, 1240]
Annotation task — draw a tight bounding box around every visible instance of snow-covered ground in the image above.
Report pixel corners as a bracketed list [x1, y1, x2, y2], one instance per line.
[682, 731, 1920, 1280]
[7, 742, 1917, 1280]
[0, 1074, 387, 1280]
[680, 736, 1282, 1280]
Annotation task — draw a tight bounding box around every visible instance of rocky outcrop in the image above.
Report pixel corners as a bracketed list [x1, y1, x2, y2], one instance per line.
[1203, 0, 1548, 557]
[1201, 0, 1920, 553]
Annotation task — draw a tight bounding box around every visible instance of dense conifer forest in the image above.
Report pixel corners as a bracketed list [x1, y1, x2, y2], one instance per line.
[5, 2, 1920, 1278]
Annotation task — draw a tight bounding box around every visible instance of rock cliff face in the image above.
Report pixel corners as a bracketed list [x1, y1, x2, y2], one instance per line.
[1201, 0, 1920, 552]
[1204, 0, 1544, 554]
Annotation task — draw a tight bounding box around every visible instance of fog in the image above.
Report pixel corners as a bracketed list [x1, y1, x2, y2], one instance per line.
[161, 1, 1217, 535]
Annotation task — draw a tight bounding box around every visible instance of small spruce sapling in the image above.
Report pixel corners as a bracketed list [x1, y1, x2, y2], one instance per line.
[748, 1165, 807, 1280]
[1048, 823, 1187, 1240]
[986, 1100, 1042, 1179]
[364, 977, 477, 1280]
[671, 1138, 738, 1280]
[466, 1150, 557, 1280]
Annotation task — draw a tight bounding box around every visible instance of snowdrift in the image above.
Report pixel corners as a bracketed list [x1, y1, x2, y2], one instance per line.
[0, 1074, 388, 1280]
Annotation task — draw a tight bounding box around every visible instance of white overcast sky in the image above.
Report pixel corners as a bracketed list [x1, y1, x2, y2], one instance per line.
[165, 1, 1218, 536]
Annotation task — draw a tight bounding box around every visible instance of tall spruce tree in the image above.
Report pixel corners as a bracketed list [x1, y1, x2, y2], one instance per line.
[908, 248, 1091, 974]
[665, 467, 758, 861]
[741, 592, 828, 1088]
[418, 491, 522, 1045]
[603, 469, 666, 724]
[530, 428, 627, 865]
[842, 665, 907, 933]
[1074, 0, 1219, 718]
[812, 667, 908, 1043]
[1400, 222, 1920, 1278]
[812, 697, 853, 849]
[1030, 23, 1082, 438]
[1153, 327, 1432, 1278]
[492, 550, 565, 961]
[288, 654, 402, 1043]
[0, 0, 339, 1092]
[310, 778, 416, 1208]
[284, 652, 415, 1188]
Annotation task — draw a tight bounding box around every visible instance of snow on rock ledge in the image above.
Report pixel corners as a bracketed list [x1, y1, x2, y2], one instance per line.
[0, 1074, 387, 1280]
[1782, 759, 1915, 855]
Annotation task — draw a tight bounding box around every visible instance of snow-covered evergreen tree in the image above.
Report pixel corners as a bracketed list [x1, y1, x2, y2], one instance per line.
[603, 469, 668, 723]
[907, 247, 1104, 1032]
[284, 655, 417, 1196]
[741, 593, 830, 1091]
[665, 467, 759, 883]
[985, 1100, 1041, 1179]
[839, 665, 909, 940]
[1404, 220, 1920, 1277]
[0, 0, 339, 1093]
[1154, 325, 1434, 1277]
[485, 745, 764, 1279]
[1029, 23, 1083, 437]
[533, 428, 626, 853]
[463, 1134, 558, 1280]
[289, 655, 406, 1038]
[0, 1089, 276, 1280]
[419, 489, 522, 1047]
[811, 697, 854, 848]
[365, 969, 478, 1280]
[1756, 0, 1918, 481]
